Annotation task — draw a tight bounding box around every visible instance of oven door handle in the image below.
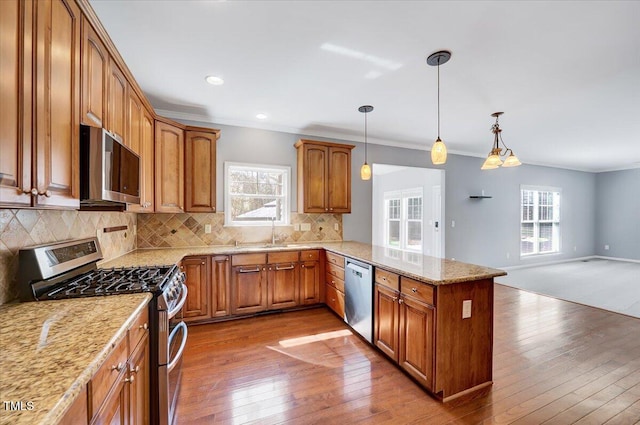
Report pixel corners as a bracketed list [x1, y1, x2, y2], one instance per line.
[167, 321, 188, 373]
[167, 284, 188, 320]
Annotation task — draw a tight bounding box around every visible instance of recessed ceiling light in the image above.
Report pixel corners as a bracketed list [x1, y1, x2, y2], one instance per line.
[256, 113, 268, 120]
[205, 75, 224, 85]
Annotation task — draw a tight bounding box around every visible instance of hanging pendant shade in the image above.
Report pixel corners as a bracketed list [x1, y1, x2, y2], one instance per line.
[427, 51, 451, 165]
[358, 105, 374, 181]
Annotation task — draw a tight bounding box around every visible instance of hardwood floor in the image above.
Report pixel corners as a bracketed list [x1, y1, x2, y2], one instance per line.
[175, 284, 640, 424]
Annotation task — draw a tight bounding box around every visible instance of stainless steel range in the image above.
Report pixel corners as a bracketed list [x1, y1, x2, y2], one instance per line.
[17, 237, 188, 425]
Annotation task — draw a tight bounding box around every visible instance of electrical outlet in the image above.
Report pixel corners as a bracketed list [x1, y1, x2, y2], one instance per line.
[293, 223, 300, 231]
[334, 223, 339, 231]
[451, 220, 455, 228]
[604, 244, 610, 250]
[204, 224, 212, 234]
[462, 300, 472, 319]
[133, 225, 137, 236]
[300, 223, 311, 231]
[506, 252, 510, 259]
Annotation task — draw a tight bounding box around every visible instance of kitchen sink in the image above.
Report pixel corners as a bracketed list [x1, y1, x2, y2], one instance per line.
[230, 244, 311, 251]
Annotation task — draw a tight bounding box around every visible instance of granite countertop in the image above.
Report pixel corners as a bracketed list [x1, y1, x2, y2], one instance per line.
[99, 241, 506, 285]
[0, 293, 151, 425]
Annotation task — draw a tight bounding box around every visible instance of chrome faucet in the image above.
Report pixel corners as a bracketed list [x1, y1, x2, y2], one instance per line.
[271, 217, 276, 245]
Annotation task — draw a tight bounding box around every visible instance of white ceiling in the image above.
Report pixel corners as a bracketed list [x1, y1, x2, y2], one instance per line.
[90, 0, 640, 172]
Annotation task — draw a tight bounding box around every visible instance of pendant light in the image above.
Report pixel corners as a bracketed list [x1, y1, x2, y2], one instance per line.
[481, 112, 522, 170]
[358, 105, 374, 180]
[427, 50, 451, 165]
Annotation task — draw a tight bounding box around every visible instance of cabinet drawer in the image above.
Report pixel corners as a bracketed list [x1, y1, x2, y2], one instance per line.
[325, 251, 345, 268]
[300, 249, 320, 261]
[325, 272, 345, 293]
[326, 261, 345, 280]
[127, 307, 149, 355]
[232, 253, 267, 266]
[375, 268, 399, 291]
[89, 337, 128, 417]
[401, 277, 435, 306]
[268, 251, 299, 263]
[325, 284, 345, 318]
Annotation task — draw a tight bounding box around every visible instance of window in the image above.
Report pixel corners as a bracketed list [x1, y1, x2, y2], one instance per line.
[384, 188, 423, 252]
[520, 186, 561, 256]
[224, 162, 290, 226]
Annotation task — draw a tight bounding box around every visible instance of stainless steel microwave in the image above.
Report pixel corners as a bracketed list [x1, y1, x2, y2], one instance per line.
[80, 125, 140, 206]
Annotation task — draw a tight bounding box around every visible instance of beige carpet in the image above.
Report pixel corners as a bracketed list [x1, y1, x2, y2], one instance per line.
[496, 258, 640, 318]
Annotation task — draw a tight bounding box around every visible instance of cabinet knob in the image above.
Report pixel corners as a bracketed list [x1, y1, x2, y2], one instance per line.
[111, 362, 124, 372]
[411, 287, 418, 293]
[330, 208, 333, 211]
[398, 298, 404, 304]
[129, 365, 140, 374]
[37, 190, 51, 197]
[201, 262, 205, 265]
[301, 265, 305, 268]
[212, 207, 216, 212]
[23, 188, 38, 196]
[392, 297, 398, 302]
[125, 375, 135, 384]
[325, 208, 328, 211]
[139, 323, 148, 331]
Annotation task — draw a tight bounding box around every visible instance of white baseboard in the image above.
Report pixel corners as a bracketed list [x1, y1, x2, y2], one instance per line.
[593, 255, 640, 264]
[499, 256, 597, 271]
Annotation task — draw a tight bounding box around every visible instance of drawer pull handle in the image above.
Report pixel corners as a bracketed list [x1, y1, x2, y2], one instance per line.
[239, 267, 261, 273]
[139, 323, 148, 331]
[111, 362, 124, 372]
[411, 288, 418, 293]
[275, 264, 295, 271]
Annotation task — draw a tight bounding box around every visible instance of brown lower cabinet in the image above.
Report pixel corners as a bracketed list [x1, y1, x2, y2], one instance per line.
[324, 251, 345, 318]
[374, 268, 493, 400]
[181, 250, 322, 323]
[77, 307, 150, 424]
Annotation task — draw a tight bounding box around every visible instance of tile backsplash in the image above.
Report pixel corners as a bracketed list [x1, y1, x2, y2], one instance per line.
[0, 209, 136, 305]
[137, 212, 342, 248]
[0, 209, 342, 305]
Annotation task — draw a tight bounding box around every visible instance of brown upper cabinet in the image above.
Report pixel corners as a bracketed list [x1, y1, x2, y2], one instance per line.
[185, 129, 219, 212]
[0, 0, 81, 209]
[80, 16, 108, 128]
[127, 98, 154, 212]
[155, 120, 185, 213]
[295, 139, 354, 214]
[106, 60, 127, 144]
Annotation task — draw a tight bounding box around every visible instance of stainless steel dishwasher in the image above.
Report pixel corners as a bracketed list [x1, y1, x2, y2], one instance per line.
[344, 258, 374, 343]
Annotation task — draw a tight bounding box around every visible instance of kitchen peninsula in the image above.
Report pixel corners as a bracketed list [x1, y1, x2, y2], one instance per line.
[101, 241, 506, 401]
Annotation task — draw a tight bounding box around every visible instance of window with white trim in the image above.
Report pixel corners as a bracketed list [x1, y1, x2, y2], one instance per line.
[384, 188, 423, 252]
[520, 186, 561, 256]
[224, 162, 290, 226]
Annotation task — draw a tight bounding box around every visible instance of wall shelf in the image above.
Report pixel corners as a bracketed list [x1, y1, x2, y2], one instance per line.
[469, 195, 492, 199]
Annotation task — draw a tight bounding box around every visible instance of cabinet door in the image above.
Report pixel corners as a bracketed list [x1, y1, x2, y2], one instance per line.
[268, 263, 298, 309]
[231, 265, 268, 315]
[182, 256, 210, 321]
[211, 255, 230, 318]
[299, 260, 320, 305]
[128, 336, 149, 425]
[300, 144, 328, 213]
[327, 146, 351, 213]
[80, 16, 107, 128]
[0, 0, 32, 206]
[128, 108, 154, 212]
[155, 121, 184, 213]
[33, 0, 80, 209]
[107, 60, 127, 144]
[92, 377, 127, 425]
[126, 90, 143, 155]
[374, 283, 400, 362]
[399, 295, 434, 390]
[185, 130, 216, 212]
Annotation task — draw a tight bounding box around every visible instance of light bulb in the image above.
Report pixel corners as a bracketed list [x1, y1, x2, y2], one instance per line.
[431, 138, 447, 165]
[360, 163, 372, 180]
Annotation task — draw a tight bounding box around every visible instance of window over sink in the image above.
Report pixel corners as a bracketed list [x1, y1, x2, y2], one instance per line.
[224, 162, 290, 226]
